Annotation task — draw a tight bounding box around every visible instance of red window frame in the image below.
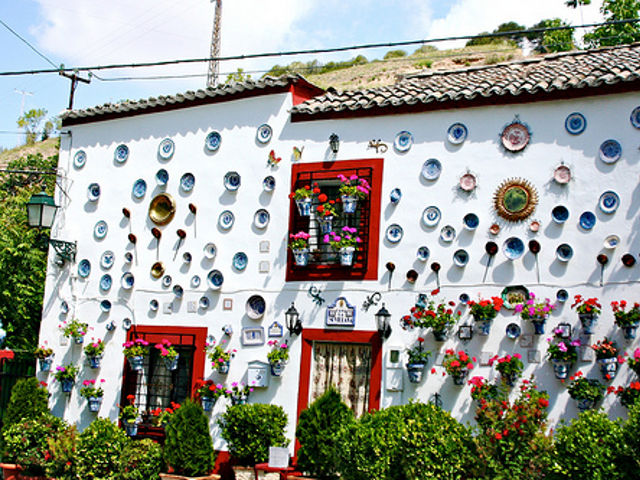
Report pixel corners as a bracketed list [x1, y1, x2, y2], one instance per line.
[285, 158, 383, 281]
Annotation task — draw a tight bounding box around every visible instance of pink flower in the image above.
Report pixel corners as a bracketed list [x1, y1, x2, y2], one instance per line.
[558, 343, 567, 352]
[349, 174, 358, 181]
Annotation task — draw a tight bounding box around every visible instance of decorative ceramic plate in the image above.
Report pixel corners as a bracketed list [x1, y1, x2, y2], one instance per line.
[123, 318, 132, 330]
[556, 243, 574, 262]
[151, 261, 164, 279]
[385, 224, 403, 243]
[503, 237, 525, 260]
[121, 272, 134, 290]
[253, 209, 270, 229]
[603, 234, 620, 249]
[440, 225, 456, 243]
[99, 274, 112, 291]
[155, 169, 169, 186]
[459, 293, 470, 304]
[256, 124, 273, 144]
[207, 269, 224, 289]
[530, 220, 541, 233]
[422, 206, 441, 227]
[394, 131, 413, 152]
[263, 176, 275, 192]
[173, 285, 183, 298]
[224, 171, 241, 191]
[553, 164, 571, 184]
[501, 285, 529, 309]
[74, 150, 87, 168]
[218, 210, 235, 230]
[149, 299, 159, 311]
[421, 159, 442, 181]
[463, 213, 479, 230]
[148, 193, 176, 225]
[246, 295, 266, 319]
[100, 251, 115, 270]
[205, 131, 221, 151]
[199, 296, 210, 309]
[191, 275, 201, 288]
[565, 112, 587, 135]
[203, 242, 217, 259]
[183, 252, 192, 263]
[390, 188, 402, 203]
[598, 191, 620, 214]
[61, 300, 69, 314]
[453, 249, 469, 267]
[556, 289, 569, 302]
[493, 178, 538, 222]
[599, 139, 622, 164]
[180, 173, 195, 192]
[114, 144, 129, 163]
[489, 224, 500, 235]
[100, 300, 111, 312]
[501, 121, 530, 152]
[162, 275, 172, 287]
[87, 183, 101, 201]
[630, 106, 640, 129]
[233, 252, 248, 271]
[459, 172, 477, 192]
[94, 220, 108, 239]
[579, 211, 596, 230]
[158, 138, 175, 159]
[506, 323, 522, 339]
[132, 179, 147, 199]
[622, 253, 636, 267]
[447, 123, 468, 144]
[124, 252, 133, 263]
[551, 205, 569, 224]
[417, 246, 430, 261]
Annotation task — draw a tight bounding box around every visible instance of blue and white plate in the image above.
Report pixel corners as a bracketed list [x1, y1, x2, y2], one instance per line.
[463, 213, 479, 230]
[630, 106, 640, 129]
[453, 249, 469, 267]
[394, 131, 413, 152]
[78, 259, 91, 278]
[417, 246, 430, 261]
[459, 293, 470, 304]
[149, 299, 159, 311]
[246, 295, 266, 319]
[579, 211, 596, 230]
[503, 237, 525, 260]
[99, 274, 112, 291]
[422, 206, 441, 227]
[218, 210, 235, 230]
[100, 250, 115, 270]
[447, 123, 468, 144]
[100, 300, 112, 312]
[603, 234, 620, 249]
[203, 242, 217, 259]
[253, 209, 270, 229]
[599, 139, 622, 164]
[121, 272, 134, 290]
[256, 124, 273, 144]
[556, 243, 574, 262]
[61, 300, 69, 314]
[124, 252, 133, 263]
[233, 252, 248, 271]
[565, 112, 587, 135]
[390, 188, 402, 204]
[199, 296, 210, 309]
[506, 323, 521, 339]
[191, 275, 201, 288]
[183, 252, 192, 264]
[385, 224, 403, 243]
[551, 205, 569, 224]
[173, 285, 183, 298]
[94, 220, 108, 239]
[155, 169, 169, 186]
[440, 225, 456, 243]
[263, 176, 275, 192]
[207, 269, 224, 289]
[87, 183, 101, 202]
[74, 150, 87, 168]
[556, 289, 569, 302]
[421, 159, 442, 181]
[158, 138, 175, 159]
[122, 318, 132, 330]
[114, 144, 129, 163]
[205, 131, 221, 151]
[224, 171, 241, 191]
[180, 173, 195, 192]
[132, 179, 147, 199]
[162, 275, 172, 288]
[598, 190, 620, 214]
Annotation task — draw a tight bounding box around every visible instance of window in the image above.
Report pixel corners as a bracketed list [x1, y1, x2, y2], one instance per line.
[286, 158, 383, 281]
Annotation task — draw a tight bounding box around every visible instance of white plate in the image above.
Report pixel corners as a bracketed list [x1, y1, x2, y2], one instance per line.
[447, 123, 468, 144]
[100, 251, 115, 269]
[603, 234, 620, 249]
[422, 206, 441, 227]
[74, 150, 87, 168]
[99, 274, 112, 291]
[87, 183, 101, 202]
[158, 138, 175, 159]
[203, 242, 217, 259]
[191, 275, 201, 288]
[180, 173, 195, 192]
[132, 179, 147, 199]
[78, 259, 91, 278]
[207, 269, 224, 289]
[94, 220, 108, 239]
[598, 191, 620, 214]
[394, 131, 413, 152]
[417, 246, 430, 261]
[565, 112, 586, 135]
[256, 124, 273, 144]
[233, 252, 248, 271]
[114, 144, 129, 163]
[224, 171, 241, 191]
[385, 224, 403, 243]
[421, 159, 442, 181]
[263, 176, 275, 192]
[205, 131, 221, 151]
[440, 225, 456, 243]
[121, 272, 135, 290]
[599, 139, 622, 164]
[218, 210, 235, 230]
[253, 209, 270, 229]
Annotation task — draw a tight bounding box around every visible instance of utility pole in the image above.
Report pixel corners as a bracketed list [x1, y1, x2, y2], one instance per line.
[59, 69, 91, 110]
[14, 88, 33, 116]
[207, 0, 222, 88]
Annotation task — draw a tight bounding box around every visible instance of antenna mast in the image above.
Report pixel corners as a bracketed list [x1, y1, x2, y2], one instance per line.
[207, 0, 222, 88]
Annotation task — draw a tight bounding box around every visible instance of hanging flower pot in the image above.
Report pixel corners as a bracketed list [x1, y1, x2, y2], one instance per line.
[201, 396, 216, 412]
[319, 216, 334, 235]
[215, 360, 230, 374]
[296, 198, 312, 216]
[270, 361, 285, 377]
[292, 249, 309, 266]
[61, 379, 74, 393]
[88, 355, 102, 369]
[575, 397, 596, 412]
[127, 355, 145, 371]
[532, 318, 546, 335]
[341, 195, 358, 213]
[579, 313, 598, 335]
[164, 355, 179, 371]
[39, 356, 54, 372]
[88, 396, 103, 413]
[501, 372, 518, 387]
[598, 357, 619, 380]
[339, 246, 356, 266]
[433, 329, 447, 342]
[230, 394, 248, 406]
[622, 324, 639, 340]
[474, 317, 492, 336]
[451, 369, 469, 386]
[74, 336, 85, 345]
[124, 422, 138, 437]
[406, 363, 426, 383]
[552, 359, 573, 380]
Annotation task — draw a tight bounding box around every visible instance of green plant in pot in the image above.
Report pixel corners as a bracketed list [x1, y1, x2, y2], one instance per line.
[591, 337, 622, 381]
[567, 371, 605, 411]
[547, 328, 580, 380]
[405, 337, 431, 383]
[206, 339, 236, 374]
[54, 364, 79, 394]
[267, 339, 289, 376]
[120, 394, 141, 436]
[79, 378, 105, 413]
[34, 343, 54, 371]
[84, 338, 105, 368]
[122, 338, 149, 371]
[467, 296, 504, 335]
[155, 339, 179, 371]
[515, 293, 554, 335]
[571, 294, 601, 334]
[488, 353, 523, 386]
[611, 299, 640, 339]
[59, 318, 88, 344]
[468, 376, 505, 404]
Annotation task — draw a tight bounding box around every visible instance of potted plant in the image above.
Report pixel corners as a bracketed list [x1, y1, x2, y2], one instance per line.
[315, 193, 338, 234]
[325, 226, 361, 266]
[59, 318, 88, 344]
[119, 394, 140, 436]
[591, 337, 623, 380]
[288, 231, 311, 266]
[405, 337, 431, 383]
[571, 295, 601, 335]
[149, 402, 181, 427]
[122, 338, 149, 371]
[515, 293, 555, 334]
[155, 339, 179, 371]
[226, 382, 253, 405]
[547, 329, 580, 379]
[468, 376, 504, 404]
[289, 183, 320, 216]
[207, 339, 236, 374]
[84, 338, 105, 368]
[467, 296, 503, 335]
[612, 382, 640, 408]
[567, 371, 605, 411]
[34, 343, 54, 372]
[611, 300, 640, 339]
[194, 380, 225, 412]
[337, 174, 370, 213]
[628, 348, 640, 376]
[443, 349, 476, 385]
[400, 294, 461, 341]
[54, 364, 79, 393]
[79, 378, 105, 412]
[267, 340, 289, 376]
[489, 353, 523, 386]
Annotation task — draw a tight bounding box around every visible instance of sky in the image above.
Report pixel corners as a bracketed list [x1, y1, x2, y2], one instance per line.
[0, 0, 605, 150]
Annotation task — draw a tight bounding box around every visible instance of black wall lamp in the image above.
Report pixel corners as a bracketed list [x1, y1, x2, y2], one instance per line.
[285, 302, 303, 336]
[375, 303, 391, 340]
[329, 133, 340, 154]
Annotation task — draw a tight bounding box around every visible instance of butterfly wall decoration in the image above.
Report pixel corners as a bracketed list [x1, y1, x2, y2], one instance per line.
[268, 150, 281, 167]
[292, 146, 304, 161]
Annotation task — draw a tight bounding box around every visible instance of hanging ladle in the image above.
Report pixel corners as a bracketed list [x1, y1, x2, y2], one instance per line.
[529, 240, 541, 283]
[597, 253, 609, 286]
[431, 262, 441, 290]
[482, 242, 498, 283]
[174, 229, 187, 260]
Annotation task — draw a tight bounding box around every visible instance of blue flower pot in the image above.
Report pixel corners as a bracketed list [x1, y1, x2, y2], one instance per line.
[341, 195, 358, 213]
[407, 363, 426, 383]
[433, 329, 447, 342]
[88, 356, 102, 369]
[598, 357, 618, 380]
[292, 249, 309, 267]
[201, 396, 216, 412]
[532, 319, 546, 335]
[478, 320, 492, 336]
[452, 369, 468, 386]
[576, 398, 596, 412]
[163, 355, 179, 371]
[61, 379, 74, 393]
[124, 422, 138, 437]
[39, 356, 53, 372]
[319, 216, 334, 235]
[579, 313, 597, 335]
[127, 356, 144, 371]
[88, 396, 102, 413]
[231, 395, 248, 406]
[295, 198, 312, 216]
[270, 361, 285, 377]
[339, 247, 355, 266]
[216, 361, 230, 374]
[622, 325, 639, 340]
[552, 360, 573, 380]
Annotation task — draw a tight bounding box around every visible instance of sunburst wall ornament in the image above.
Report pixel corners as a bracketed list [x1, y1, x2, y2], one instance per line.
[500, 115, 531, 152]
[493, 178, 538, 222]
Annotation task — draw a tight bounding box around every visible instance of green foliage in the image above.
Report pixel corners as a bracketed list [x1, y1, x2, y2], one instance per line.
[412, 45, 438, 56]
[296, 388, 354, 479]
[118, 439, 162, 480]
[584, 0, 640, 48]
[622, 397, 640, 473]
[76, 417, 128, 480]
[163, 398, 215, 476]
[413, 59, 433, 69]
[552, 410, 627, 479]
[336, 402, 475, 480]
[467, 21, 526, 46]
[528, 19, 575, 53]
[383, 49, 407, 60]
[264, 55, 368, 78]
[566, 0, 591, 7]
[45, 425, 78, 480]
[224, 68, 252, 84]
[2, 376, 49, 429]
[219, 403, 288, 466]
[16, 108, 47, 145]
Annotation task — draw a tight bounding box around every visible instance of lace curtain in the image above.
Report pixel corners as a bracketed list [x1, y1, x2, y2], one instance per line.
[310, 342, 371, 417]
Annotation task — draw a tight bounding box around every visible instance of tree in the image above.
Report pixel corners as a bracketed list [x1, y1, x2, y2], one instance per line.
[584, 0, 640, 48]
[16, 108, 47, 145]
[566, 0, 591, 7]
[224, 68, 252, 84]
[528, 19, 576, 53]
[466, 21, 527, 47]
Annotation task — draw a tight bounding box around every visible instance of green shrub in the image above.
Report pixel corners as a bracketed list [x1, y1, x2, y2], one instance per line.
[296, 388, 354, 479]
[336, 402, 475, 480]
[622, 397, 640, 475]
[76, 417, 128, 480]
[219, 403, 289, 466]
[119, 438, 162, 480]
[45, 425, 78, 480]
[3, 377, 49, 429]
[383, 49, 407, 60]
[164, 399, 215, 476]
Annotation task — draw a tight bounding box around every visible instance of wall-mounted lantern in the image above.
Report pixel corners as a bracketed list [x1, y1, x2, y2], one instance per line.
[329, 133, 340, 154]
[375, 303, 391, 340]
[285, 302, 303, 336]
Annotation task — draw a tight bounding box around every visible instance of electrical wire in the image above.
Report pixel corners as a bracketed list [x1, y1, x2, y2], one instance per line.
[0, 19, 58, 68]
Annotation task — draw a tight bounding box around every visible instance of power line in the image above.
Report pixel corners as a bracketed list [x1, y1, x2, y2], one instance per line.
[0, 18, 638, 78]
[0, 18, 58, 68]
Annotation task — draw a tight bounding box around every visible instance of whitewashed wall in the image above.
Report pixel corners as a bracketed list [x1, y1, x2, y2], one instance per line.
[41, 88, 640, 451]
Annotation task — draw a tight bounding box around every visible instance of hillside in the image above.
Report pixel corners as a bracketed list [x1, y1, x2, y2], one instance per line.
[0, 137, 60, 169]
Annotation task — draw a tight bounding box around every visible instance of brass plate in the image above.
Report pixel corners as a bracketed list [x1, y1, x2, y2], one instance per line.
[493, 178, 538, 222]
[151, 261, 165, 279]
[149, 193, 176, 226]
